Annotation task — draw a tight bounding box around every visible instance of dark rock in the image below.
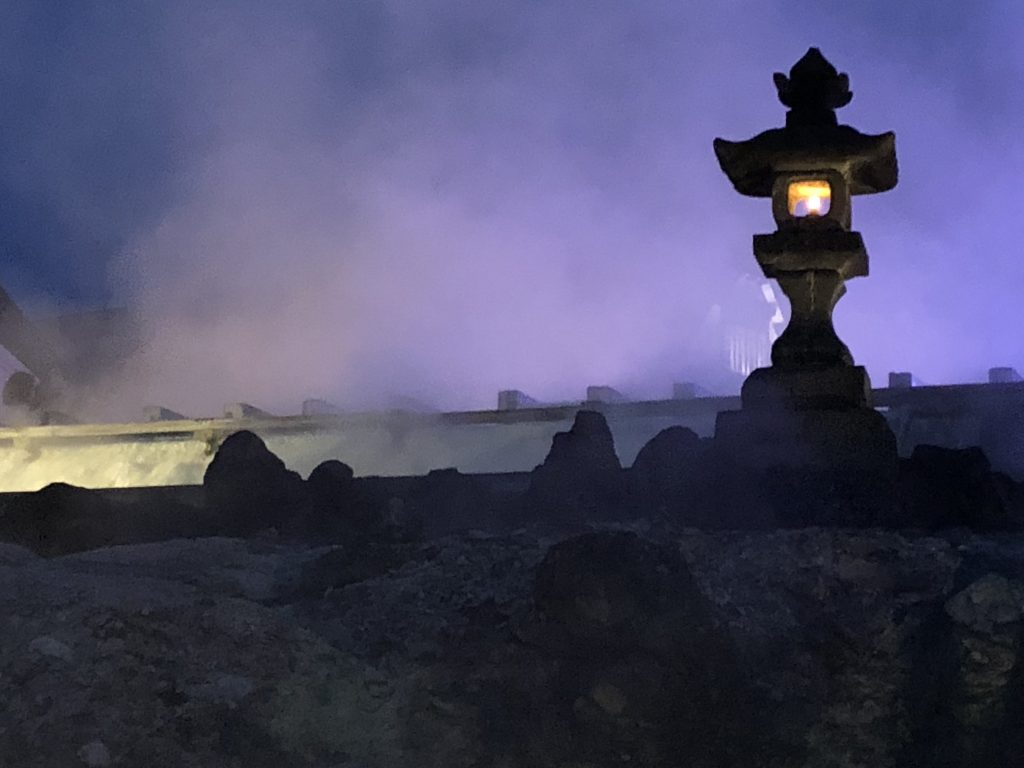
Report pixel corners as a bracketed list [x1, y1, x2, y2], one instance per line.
[901, 572, 1024, 766]
[528, 531, 716, 657]
[512, 530, 776, 766]
[539, 410, 621, 475]
[295, 540, 413, 596]
[680, 444, 778, 530]
[629, 425, 702, 517]
[525, 410, 626, 527]
[308, 459, 354, 497]
[304, 460, 385, 542]
[0, 484, 106, 556]
[203, 431, 310, 537]
[899, 445, 1020, 530]
[0, 484, 212, 557]
[980, 412, 1024, 481]
[406, 468, 496, 538]
[343, 476, 425, 542]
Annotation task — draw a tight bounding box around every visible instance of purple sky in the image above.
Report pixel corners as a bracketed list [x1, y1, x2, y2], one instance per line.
[2, 1, 1023, 417]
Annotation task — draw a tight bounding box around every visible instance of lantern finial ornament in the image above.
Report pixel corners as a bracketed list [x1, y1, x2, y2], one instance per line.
[773, 48, 852, 125]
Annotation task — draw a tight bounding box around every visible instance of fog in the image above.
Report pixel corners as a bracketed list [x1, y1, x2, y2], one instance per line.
[2, 1, 1023, 418]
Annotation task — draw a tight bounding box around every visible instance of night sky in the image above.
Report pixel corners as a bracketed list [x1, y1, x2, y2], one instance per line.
[0, 1, 1021, 416]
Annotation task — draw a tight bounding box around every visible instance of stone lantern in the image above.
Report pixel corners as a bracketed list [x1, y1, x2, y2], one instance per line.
[712, 48, 899, 523]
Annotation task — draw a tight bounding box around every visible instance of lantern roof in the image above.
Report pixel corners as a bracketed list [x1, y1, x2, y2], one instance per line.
[714, 48, 898, 198]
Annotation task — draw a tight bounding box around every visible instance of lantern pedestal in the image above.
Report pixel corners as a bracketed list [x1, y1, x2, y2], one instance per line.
[741, 364, 871, 410]
[714, 404, 898, 526]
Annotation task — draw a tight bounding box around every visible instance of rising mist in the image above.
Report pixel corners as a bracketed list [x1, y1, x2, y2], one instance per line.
[2, 1, 1023, 419]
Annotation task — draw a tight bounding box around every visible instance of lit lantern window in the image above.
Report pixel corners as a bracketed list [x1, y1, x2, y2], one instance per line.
[787, 180, 831, 218]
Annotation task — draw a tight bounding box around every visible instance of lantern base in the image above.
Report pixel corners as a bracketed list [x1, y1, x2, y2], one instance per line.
[713, 405, 898, 526]
[741, 364, 871, 410]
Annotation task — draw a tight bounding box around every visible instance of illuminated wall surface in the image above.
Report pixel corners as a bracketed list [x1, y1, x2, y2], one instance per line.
[0, 412, 719, 492]
[0, 394, 1009, 492]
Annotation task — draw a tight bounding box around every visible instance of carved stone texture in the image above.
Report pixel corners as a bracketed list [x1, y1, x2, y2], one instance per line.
[774, 269, 851, 368]
[713, 125, 896, 199]
[753, 230, 868, 278]
[753, 229, 868, 377]
[713, 46, 896, 199]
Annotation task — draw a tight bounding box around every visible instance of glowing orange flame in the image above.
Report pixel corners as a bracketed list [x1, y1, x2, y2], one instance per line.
[787, 180, 831, 218]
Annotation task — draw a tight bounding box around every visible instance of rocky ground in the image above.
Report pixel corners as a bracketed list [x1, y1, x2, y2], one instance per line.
[1, 524, 1022, 767]
[1, 412, 1023, 767]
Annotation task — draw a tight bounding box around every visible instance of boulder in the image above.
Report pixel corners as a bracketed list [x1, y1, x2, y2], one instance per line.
[0, 484, 211, 557]
[629, 426, 703, 518]
[407, 468, 495, 537]
[307, 459, 354, 498]
[980, 412, 1024, 481]
[901, 571, 1024, 765]
[670, 444, 778, 530]
[528, 531, 715, 656]
[0, 484, 106, 556]
[898, 445, 1021, 530]
[515, 531, 771, 766]
[295, 540, 413, 596]
[305, 459, 384, 542]
[203, 431, 310, 537]
[525, 410, 626, 527]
